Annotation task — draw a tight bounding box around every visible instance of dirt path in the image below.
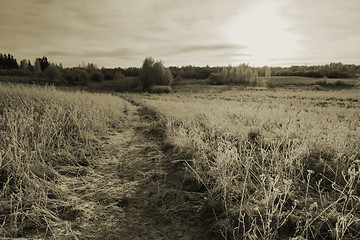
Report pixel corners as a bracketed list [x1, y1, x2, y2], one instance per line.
[57, 100, 212, 240]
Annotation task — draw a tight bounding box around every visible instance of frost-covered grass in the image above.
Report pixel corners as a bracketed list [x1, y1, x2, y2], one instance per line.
[138, 88, 360, 239]
[0, 83, 131, 238]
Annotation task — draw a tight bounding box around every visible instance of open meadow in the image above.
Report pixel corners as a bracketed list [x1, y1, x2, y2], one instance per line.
[134, 86, 360, 239]
[0, 83, 135, 238]
[0, 81, 359, 239]
[2, 0, 360, 238]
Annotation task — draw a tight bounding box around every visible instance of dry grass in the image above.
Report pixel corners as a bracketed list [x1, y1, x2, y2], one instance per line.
[136, 88, 360, 239]
[267, 76, 359, 87]
[0, 83, 131, 238]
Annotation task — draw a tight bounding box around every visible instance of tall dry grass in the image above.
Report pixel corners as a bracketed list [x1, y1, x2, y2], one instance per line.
[138, 89, 360, 239]
[0, 83, 131, 238]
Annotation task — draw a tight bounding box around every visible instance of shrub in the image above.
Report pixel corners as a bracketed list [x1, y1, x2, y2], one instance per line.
[44, 65, 62, 80]
[311, 84, 323, 91]
[149, 85, 172, 94]
[123, 67, 141, 77]
[315, 79, 327, 85]
[195, 71, 210, 79]
[334, 80, 345, 86]
[64, 68, 90, 85]
[90, 70, 104, 82]
[0, 69, 33, 77]
[209, 73, 225, 85]
[117, 77, 141, 92]
[114, 71, 125, 81]
[140, 57, 173, 90]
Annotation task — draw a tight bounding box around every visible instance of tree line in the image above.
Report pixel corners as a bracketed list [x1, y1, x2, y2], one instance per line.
[271, 62, 359, 78]
[0, 54, 19, 69]
[0, 54, 174, 91]
[0, 53, 359, 91]
[172, 63, 360, 80]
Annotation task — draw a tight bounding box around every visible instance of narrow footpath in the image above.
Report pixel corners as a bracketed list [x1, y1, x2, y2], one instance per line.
[58, 99, 213, 240]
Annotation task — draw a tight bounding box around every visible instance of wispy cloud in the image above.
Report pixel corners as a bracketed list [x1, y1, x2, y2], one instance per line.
[33, 0, 54, 4]
[178, 44, 247, 54]
[0, 0, 359, 67]
[279, 0, 360, 64]
[44, 50, 75, 57]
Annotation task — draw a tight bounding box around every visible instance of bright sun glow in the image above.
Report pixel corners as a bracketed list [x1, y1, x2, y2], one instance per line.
[224, 2, 299, 65]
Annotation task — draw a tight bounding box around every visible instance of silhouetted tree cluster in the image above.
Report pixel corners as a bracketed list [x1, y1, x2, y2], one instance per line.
[44, 64, 62, 80]
[140, 57, 173, 91]
[101, 67, 120, 80]
[210, 64, 260, 85]
[0, 54, 18, 69]
[63, 68, 90, 85]
[100, 67, 140, 80]
[123, 67, 141, 77]
[81, 63, 104, 82]
[169, 65, 211, 79]
[19, 59, 28, 70]
[36, 57, 49, 71]
[272, 62, 359, 78]
[169, 63, 360, 82]
[90, 71, 103, 82]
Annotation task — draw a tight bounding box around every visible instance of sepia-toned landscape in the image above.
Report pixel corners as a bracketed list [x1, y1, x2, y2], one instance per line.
[1, 0, 360, 239]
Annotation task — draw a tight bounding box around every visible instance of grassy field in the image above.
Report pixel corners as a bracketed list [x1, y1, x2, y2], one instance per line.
[135, 86, 360, 239]
[0, 83, 132, 238]
[171, 76, 360, 94]
[268, 76, 359, 88]
[1, 80, 359, 239]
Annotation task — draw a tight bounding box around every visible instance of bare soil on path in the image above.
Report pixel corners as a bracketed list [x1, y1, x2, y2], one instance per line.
[57, 100, 214, 240]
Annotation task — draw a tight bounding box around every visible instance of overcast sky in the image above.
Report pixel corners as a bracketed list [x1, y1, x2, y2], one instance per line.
[1, 0, 359, 67]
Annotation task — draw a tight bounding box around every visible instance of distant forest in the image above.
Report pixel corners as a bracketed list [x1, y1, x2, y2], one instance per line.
[1, 53, 359, 89]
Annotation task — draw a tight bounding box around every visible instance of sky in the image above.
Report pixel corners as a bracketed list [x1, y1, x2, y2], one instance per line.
[1, 0, 359, 68]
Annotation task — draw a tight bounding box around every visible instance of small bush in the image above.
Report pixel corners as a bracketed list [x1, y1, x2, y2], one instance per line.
[90, 77, 141, 92]
[209, 73, 225, 85]
[90, 71, 104, 82]
[114, 71, 125, 81]
[315, 79, 327, 85]
[311, 85, 323, 91]
[117, 77, 141, 92]
[64, 68, 90, 85]
[149, 85, 172, 94]
[334, 80, 345, 86]
[44, 65, 62, 80]
[247, 128, 262, 144]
